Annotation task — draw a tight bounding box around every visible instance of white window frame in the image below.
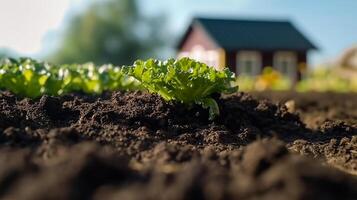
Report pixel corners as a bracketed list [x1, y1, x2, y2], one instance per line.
[236, 51, 262, 76]
[274, 51, 297, 80]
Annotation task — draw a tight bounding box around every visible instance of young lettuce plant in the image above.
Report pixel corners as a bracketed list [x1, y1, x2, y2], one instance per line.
[0, 58, 143, 98]
[60, 63, 142, 93]
[123, 58, 237, 120]
[98, 64, 142, 91]
[60, 63, 102, 94]
[0, 58, 52, 98]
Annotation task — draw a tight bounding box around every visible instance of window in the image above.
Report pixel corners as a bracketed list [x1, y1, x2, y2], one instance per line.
[274, 51, 297, 80]
[236, 51, 261, 76]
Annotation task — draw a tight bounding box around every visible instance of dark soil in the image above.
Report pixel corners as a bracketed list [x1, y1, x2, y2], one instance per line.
[252, 91, 357, 128]
[252, 91, 357, 175]
[0, 90, 356, 200]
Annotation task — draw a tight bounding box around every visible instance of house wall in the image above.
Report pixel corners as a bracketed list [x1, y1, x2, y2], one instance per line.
[177, 25, 226, 70]
[178, 24, 309, 80]
[225, 50, 307, 80]
[225, 51, 236, 73]
[297, 51, 307, 80]
[262, 51, 274, 67]
[179, 25, 218, 51]
[225, 50, 274, 74]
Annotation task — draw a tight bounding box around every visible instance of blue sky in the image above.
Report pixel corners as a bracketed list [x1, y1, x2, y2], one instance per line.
[0, 0, 356, 65]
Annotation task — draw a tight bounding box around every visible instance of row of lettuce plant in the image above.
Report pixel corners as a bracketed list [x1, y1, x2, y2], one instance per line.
[0, 57, 238, 119]
[0, 58, 141, 98]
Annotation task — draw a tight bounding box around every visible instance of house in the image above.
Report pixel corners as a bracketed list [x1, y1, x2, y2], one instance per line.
[335, 45, 357, 79]
[177, 17, 317, 81]
[338, 45, 357, 70]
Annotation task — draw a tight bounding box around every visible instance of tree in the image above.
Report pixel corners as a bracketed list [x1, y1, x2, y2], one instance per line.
[0, 48, 18, 60]
[49, 0, 166, 65]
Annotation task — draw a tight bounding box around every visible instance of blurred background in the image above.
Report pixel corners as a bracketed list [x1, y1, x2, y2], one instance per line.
[0, 0, 357, 92]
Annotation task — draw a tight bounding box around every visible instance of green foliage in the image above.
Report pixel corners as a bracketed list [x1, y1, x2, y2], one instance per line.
[236, 67, 292, 92]
[0, 58, 140, 98]
[49, 0, 166, 65]
[236, 66, 357, 93]
[235, 75, 256, 91]
[296, 68, 357, 92]
[0, 58, 51, 98]
[0, 48, 18, 60]
[123, 58, 237, 119]
[0, 57, 236, 120]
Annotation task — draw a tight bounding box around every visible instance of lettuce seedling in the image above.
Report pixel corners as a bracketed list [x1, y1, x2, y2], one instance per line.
[60, 63, 141, 94]
[0, 58, 142, 98]
[59, 63, 102, 94]
[98, 64, 142, 91]
[0, 58, 52, 98]
[123, 58, 237, 119]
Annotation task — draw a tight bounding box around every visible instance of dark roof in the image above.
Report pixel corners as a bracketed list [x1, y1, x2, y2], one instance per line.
[179, 17, 317, 51]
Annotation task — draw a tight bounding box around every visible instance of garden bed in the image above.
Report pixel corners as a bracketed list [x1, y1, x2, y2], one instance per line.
[0, 91, 356, 199]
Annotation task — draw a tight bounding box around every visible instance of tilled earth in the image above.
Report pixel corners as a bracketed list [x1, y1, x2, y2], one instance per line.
[0, 91, 356, 200]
